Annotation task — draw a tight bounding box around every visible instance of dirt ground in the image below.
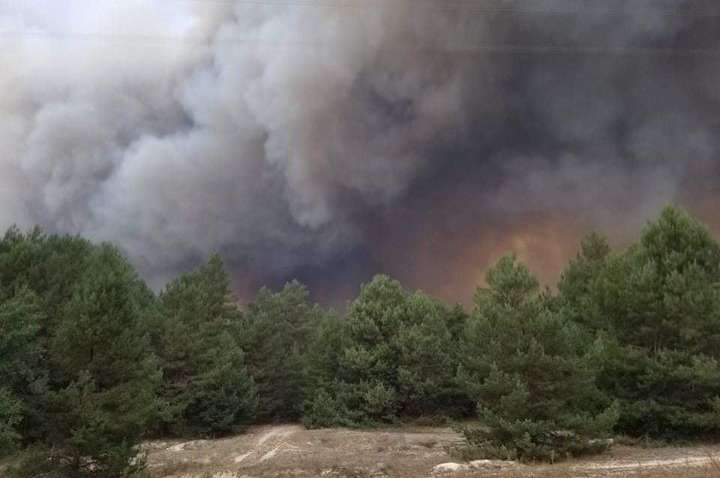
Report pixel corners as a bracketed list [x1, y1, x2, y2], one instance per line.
[144, 424, 720, 478]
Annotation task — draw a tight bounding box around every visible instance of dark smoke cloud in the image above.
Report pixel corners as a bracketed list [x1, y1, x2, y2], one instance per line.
[1, 0, 719, 303]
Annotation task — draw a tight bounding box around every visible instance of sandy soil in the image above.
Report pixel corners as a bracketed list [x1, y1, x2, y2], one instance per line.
[143, 425, 720, 478]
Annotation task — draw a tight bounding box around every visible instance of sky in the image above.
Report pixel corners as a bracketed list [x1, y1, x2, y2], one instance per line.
[1, 0, 719, 304]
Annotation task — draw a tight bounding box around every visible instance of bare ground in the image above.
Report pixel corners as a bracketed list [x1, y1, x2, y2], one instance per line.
[143, 424, 720, 478]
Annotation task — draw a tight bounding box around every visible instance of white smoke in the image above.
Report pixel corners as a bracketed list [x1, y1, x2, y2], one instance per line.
[0, 0, 484, 284]
[0, 0, 715, 291]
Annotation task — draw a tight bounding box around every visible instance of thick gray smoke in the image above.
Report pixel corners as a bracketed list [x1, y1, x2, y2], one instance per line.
[1, 0, 718, 300]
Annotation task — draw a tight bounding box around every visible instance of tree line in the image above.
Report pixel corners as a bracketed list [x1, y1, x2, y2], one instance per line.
[1, 206, 719, 476]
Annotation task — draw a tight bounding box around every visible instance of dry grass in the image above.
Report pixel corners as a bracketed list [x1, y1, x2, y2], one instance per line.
[451, 454, 720, 478]
[4, 427, 720, 478]
[484, 465, 720, 478]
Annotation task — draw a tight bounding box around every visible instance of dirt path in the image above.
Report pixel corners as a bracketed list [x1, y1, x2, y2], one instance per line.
[145, 425, 720, 478]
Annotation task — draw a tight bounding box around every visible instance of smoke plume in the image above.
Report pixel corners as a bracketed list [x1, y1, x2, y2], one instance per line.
[1, 0, 719, 303]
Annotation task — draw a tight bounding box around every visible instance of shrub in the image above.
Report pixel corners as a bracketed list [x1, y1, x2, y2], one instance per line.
[457, 408, 615, 463]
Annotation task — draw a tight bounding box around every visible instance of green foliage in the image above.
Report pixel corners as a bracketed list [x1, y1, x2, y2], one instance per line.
[395, 293, 460, 415]
[2, 205, 720, 465]
[0, 388, 22, 456]
[6, 445, 68, 478]
[0, 227, 95, 323]
[457, 408, 615, 463]
[555, 232, 611, 331]
[458, 255, 616, 462]
[0, 288, 45, 450]
[559, 206, 720, 439]
[240, 281, 321, 421]
[0, 228, 96, 445]
[304, 275, 464, 427]
[302, 312, 353, 428]
[156, 254, 256, 436]
[44, 245, 161, 476]
[302, 390, 349, 429]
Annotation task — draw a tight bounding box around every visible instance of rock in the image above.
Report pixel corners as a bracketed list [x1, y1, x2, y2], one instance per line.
[432, 462, 471, 473]
[167, 440, 211, 452]
[167, 442, 187, 452]
[211, 473, 237, 478]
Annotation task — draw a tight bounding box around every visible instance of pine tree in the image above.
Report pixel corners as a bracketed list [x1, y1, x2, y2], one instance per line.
[458, 255, 616, 462]
[0, 228, 94, 323]
[240, 280, 320, 421]
[579, 206, 720, 438]
[45, 245, 161, 476]
[156, 253, 256, 436]
[555, 232, 611, 331]
[304, 275, 459, 426]
[0, 389, 22, 457]
[302, 311, 352, 427]
[0, 288, 45, 454]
